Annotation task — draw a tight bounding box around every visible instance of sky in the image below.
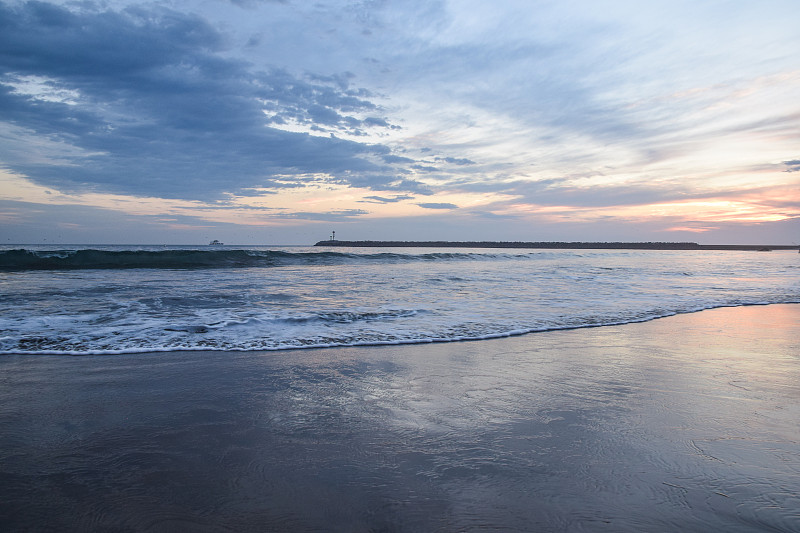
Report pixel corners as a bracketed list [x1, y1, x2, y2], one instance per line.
[1, 0, 798, 245]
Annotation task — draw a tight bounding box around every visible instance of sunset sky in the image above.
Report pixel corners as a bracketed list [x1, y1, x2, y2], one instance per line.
[1, 0, 798, 245]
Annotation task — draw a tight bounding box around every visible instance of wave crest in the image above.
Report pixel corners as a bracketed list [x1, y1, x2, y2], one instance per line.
[0, 248, 511, 271]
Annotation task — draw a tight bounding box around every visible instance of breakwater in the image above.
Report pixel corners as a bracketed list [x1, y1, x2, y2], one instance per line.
[314, 241, 798, 251]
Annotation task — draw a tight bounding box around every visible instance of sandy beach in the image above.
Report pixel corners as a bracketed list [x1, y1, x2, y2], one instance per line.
[1, 304, 798, 532]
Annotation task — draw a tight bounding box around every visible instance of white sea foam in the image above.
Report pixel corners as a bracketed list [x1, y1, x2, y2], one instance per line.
[1, 246, 798, 354]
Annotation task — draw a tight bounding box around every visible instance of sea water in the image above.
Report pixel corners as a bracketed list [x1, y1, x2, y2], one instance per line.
[1, 245, 798, 355]
[2, 246, 800, 531]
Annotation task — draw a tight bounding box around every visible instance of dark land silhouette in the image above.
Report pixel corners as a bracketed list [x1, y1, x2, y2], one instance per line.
[315, 240, 798, 251]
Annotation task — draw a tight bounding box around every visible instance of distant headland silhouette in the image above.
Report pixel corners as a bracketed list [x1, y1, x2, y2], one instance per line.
[314, 240, 798, 251]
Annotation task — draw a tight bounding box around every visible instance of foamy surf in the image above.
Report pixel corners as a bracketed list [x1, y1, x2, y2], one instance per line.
[1, 245, 798, 354]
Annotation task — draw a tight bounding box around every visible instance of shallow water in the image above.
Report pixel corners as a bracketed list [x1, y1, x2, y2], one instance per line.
[1, 305, 798, 531]
[1, 246, 799, 354]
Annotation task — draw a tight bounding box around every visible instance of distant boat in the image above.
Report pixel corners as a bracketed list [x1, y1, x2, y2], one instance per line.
[209, 240, 224, 246]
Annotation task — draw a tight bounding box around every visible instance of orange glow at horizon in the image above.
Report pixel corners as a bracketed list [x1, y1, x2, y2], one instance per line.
[2, 166, 798, 233]
[663, 226, 717, 233]
[500, 187, 799, 227]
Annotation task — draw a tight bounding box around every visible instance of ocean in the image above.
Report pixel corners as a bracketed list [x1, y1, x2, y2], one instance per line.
[1, 244, 798, 355]
[3, 245, 800, 531]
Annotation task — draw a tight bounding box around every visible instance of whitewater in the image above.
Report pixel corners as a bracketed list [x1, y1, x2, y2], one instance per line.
[1, 245, 798, 355]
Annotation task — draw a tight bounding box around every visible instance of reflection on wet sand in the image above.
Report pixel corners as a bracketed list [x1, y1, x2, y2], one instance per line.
[1, 304, 798, 531]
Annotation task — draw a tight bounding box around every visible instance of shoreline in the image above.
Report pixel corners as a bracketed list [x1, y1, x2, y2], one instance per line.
[3, 302, 798, 356]
[2, 304, 799, 531]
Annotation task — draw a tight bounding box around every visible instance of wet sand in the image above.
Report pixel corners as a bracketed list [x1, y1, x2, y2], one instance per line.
[1, 304, 799, 532]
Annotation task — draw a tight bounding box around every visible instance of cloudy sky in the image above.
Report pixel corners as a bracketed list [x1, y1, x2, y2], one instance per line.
[1, 0, 798, 244]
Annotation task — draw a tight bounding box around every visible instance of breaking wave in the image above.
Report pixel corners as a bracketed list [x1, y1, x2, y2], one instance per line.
[0, 248, 511, 271]
[2, 245, 797, 355]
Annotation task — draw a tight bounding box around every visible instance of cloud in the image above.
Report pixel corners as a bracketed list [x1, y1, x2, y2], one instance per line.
[360, 195, 415, 204]
[0, 1, 409, 200]
[277, 209, 370, 221]
[469, 210, 521, 220]
[381, 154, 415, 164]
[417, 202, 458, 210]
[436, 156, 475, 166]
[341, 175, 434, 195]
[229, 0, 288, 8]
[411, 164, 440, 172]
[783, 160, 800, 172]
